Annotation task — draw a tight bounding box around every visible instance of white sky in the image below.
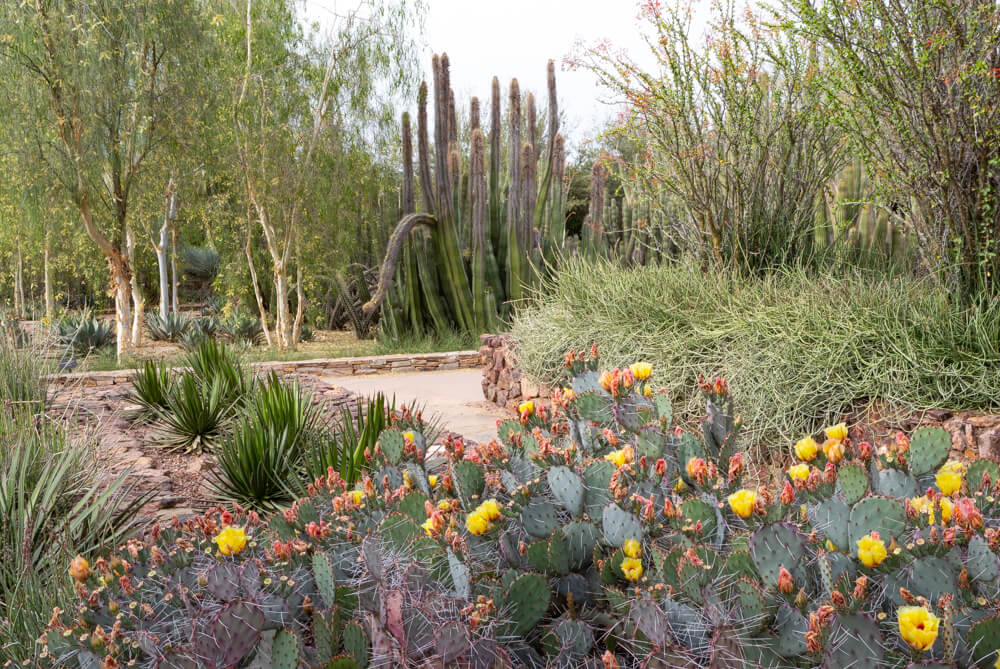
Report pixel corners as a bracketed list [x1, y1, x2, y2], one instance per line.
[302, 0, 657, 145]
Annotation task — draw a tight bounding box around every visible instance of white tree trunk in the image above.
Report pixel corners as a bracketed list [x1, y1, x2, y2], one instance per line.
[44, 232, 54, 321]
[112, 260, 133, 360]
[155, 227, 169, 316]
[126, 225, 144, 346]
[13, 238, 24, 319]
[170, 227, 180, 313]
[273, 262, 290, 349]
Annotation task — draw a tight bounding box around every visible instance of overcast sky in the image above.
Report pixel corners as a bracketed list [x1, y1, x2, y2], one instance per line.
[302, 0, 657, 144]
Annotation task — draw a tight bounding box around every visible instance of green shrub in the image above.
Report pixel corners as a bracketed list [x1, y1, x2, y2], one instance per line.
[128, 360, 174, 421]
[154, 373, 234, 452]
[183, 338, 252, 404]
[302, 391, 392, 488]
[40, 355, 1000, 667]
[0, 338, 46, 413]
[512, 258, 1000, 462]
[221, 311, 264, 346]
[53, 312, 115, 354]
[145, 310, 189, 342]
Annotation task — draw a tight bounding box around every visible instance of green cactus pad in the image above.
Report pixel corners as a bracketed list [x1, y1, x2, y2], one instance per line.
[526, 539, 551, 572]
[395, 491, 428, 522]
[836, 463, 869, 505]
[326, 658, 362, 669]
[342, 620, 369, 668]
[313, 610, 335, 665]
[808, 497, 850, 550]
[543, 618, 594, 659]
[636, 427, 667, 460]
[496, 419, 526, 447]
[547, 529, 571, 576]
[733, 577, 770, 635]
[379, 429, 405, 465]
[630, 599, 671, 648]
[601, 548, 626, 585]
[708, 626, 744, 668]
[848, 495, 906, 546]
[548, 465, 586, 515]
[615, 393, 655, 432]
[562, 521, 599, 570]
[271, 629, 301, 669]
[521, 500, 559, 538]
[773, 602, 809, 657]
[507, 454, 538, 485]
[378, 512, 423, 549]
[313, 551, 337, 609]
[682, 496, 720, 542]
[446, 548, 471, 599]
[576, 391, 613, 423]
[204, 562, 241, 602]
[376, 464, 403, 490]
[906, 556, 959, 603]
[434, 621, 470, 663]
[749, 522, 809, 590]
[211, 601, 265, 667]
[573, 418, 601, 453]
[662, 596, 710, 654]
[557, 572, 597, 608]
[967, 615, 1000, 666]
[451, 460, 485, 506]
[653, 391, 672, 427]
[876, 468, 919, 499]
[822, 613, 883, 669]
[967, 535, 1000, 598]
[967, 458, 1000, 494]
[571, 370, 604, 395]
[908, 426, 952, 476]
[583, 460, 615, 517]
[722, 548, 758, 580]
[602, 502, 643, 547]
[676, 432, 706, 486]
[503, 572, 550, 637]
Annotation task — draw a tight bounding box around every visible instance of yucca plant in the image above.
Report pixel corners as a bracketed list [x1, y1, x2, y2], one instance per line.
[220, 311, 264, 346]
[182, 245, 220, 282]
[183, 339, 252, 405]
[302, 391, 392, 487]
[128, 360, 174, 422]
[154, 374, 233, 452]
[145, 310, 189, 342]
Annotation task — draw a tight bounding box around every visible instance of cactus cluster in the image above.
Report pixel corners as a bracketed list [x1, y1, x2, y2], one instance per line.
[42, 351, 1000, 668]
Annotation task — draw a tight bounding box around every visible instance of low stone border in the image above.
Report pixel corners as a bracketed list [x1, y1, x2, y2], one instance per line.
[479, 334, 549, 412]
[44, 350, 481, 389]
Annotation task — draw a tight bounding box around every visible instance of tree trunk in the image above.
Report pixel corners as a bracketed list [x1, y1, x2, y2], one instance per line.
[44, 231, 54, 321]
[273, 260, 290, 349]
[156, 180, 177, 316]
[109, 252, 133, 359]
[292, 237, 305, 344]
[13, 236, 25, 319]
[170, 227, 180, 313]
[126, 224, 144, 346]
[245, 217, 273, 347]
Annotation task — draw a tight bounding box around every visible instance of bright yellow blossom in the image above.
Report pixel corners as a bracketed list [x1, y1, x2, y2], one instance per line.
[897, 606, 939, 651]
[214, 527, 247, 557]
[623, 539, 642, 559]
[421, 518, 436, 536]
[518, 401, 534, 418]
[727, 489, 757, 518]
[794, 437, 819, 462]
[402, 431, 416, 443]
[823, 439, 845, 464]
[825, 423, 848, 442]
[787, 463, 810, 482]
[911, 495, 953, 524]
[856, 532, 887, 568]
[477, 499, 502, 521]
[465, 511, 490, 535]
[936, 461, 966, 496]
[351, 490, 364, 505]
[605, 447, 633, 468]
[428, 474, 438, 488]
[629, 362, 652, 381]
[621, 557, 644, 582]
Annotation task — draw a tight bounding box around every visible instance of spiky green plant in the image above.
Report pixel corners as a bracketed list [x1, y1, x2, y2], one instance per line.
[53, 312, 115, 354]
[145, 310, 189, 342]
[302, 391, 392, 488]
[154, 374, 234, 452]
[128, 359, 174, 422]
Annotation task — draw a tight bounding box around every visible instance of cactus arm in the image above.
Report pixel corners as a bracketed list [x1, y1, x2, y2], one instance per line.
[362, 213, 436, 315]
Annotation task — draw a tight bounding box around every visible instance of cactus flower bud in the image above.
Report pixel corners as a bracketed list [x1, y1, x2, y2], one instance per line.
[831, 591, 847, 608]
[953, 497, 983, 531]
[601, 650, 620, 669]
[69, 556, 91, 582]
[853, 575, 868, 600]
[777, 565, 794, 594]
[780, 480, 795, 505]
[856, 441, 873, 459]
[654, 458, 667, 477]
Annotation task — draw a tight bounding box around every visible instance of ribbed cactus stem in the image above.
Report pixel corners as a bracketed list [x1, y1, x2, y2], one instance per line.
[448, 89, 458, 145]
[546, 60, 559, 166]
[469, 96, 480, 132]
[470, 128, 488, 331]
[401, 112, 415, 215]
[506, 78, 524, 302]
[525, 92, 538, 167]
[489, 77, 503, 263]
[416, 83, 434, 211]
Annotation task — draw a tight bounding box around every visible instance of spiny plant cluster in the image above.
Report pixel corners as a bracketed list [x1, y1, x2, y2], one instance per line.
[42, 349, 1000, 668]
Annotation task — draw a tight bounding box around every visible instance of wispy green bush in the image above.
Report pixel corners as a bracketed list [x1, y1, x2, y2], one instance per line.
[512, 258, 1000, 460]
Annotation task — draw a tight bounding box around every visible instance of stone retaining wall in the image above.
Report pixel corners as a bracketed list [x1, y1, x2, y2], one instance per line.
[44, 350, 481, 389]
[479, 334, 549, 412]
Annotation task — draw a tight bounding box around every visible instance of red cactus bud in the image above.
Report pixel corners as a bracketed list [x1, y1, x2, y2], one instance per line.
[602, 650, 620, 669]
[954, 497, 983, 531]
[857, 441, 872, 459]
[777, 565, 794, 594]
[780, 480, 795, 505]
[655, 458, 667, 476]
[853, 575, 868, 600]
[831, 591, 847, 608]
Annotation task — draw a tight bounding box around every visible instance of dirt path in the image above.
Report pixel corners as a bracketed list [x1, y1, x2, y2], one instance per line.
[322, 368, 508, 445]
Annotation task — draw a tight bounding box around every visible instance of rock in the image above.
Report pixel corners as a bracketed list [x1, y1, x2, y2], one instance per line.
[158, 495, 186, 509]
[978, 427, 1000, 459]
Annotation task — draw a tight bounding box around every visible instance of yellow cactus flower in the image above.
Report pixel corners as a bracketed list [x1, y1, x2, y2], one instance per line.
[621, 557, 644, 582]
[825, 423, 848, 442]
[599, 370, 614, 392]
[477, 499, 502, 521]
[623, 539, 642, 559]
[563, 387, 575, 401]
[727, 489, 757, 519]
[605, 448, 632, 468]
[911, 495, 952, 524]
[69, 556, 91, 582]
[214, 526, 248, 557]
[438, 500, 452, 511]
[823, 439, 845, 464]
[897, 606, 940, 651]
[825, 539, 838, 552]
[787, 463, 810, 482]
[674, 478, 687, 492]
[643, 386, 653, 397]
[939, 496, 954, 523]
[351, 490, 364, 505]
[428, 474, 438, 488]
[856, 532, 888, 568]
[518, 401, 534, 417]
[421, 518, 436, 536]
[629, 362, 652, 381]
[465, 511, 490, 535]
[403, 470, 413, 489]
[402, 431, 416, 443]
[936, 461, 966, 496]
[794, 436, 819, 462]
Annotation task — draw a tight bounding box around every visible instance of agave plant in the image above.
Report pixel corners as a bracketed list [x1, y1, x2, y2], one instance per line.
[181, 245, 220, 282]
[189, 314, 220, 339]
[128, 360, 174, 422]
[145, 311, 189, 342]
[183, 339, 252, 405]
[53, 313, 114, 354]
[220, 311, 263, 346]
[153, 374, 234, 452]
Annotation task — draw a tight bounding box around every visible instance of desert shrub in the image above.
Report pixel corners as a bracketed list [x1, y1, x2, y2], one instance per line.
[221, 311, 264, 346]
[0, 337, 45, 412]
[512, 258, 1000, 461]
[183, 338, 252, 404]
[41, 356, 1000, 667]
[145, 310, 189, 342]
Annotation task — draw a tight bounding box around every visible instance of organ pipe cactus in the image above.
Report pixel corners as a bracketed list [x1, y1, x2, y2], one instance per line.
[364, 54, 569, 336]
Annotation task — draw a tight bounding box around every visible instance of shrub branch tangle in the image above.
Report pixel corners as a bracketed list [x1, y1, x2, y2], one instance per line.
[784, 0, 1000, 300]
[581, 0, 845, 274]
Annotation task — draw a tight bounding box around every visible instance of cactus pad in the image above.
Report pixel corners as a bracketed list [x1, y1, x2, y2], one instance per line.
[614, 393, 654, 432]
[848, 495, 906, 546]
[496, 419, 526, 447]
[379, 429, 405, 464]
[204, 563, 241, 602]
[773, 602, 809, 657]
[749, 522, 809, 590]
[906, 556, 959, 603]
[876, 468, 919, 499]
[822, 613, 883, 669]
[967, 535, 1000, 598]
[313, 551, 337, 609]
[636, 427, 667, 460]
[807, 497, 850, 551]
[556, 572, 596, 608]
[576, 391, 613, 423]
[503, 572, 550, 637]
[908, 426, 951, 476]
[548, 465, 586, 515]
[521, 500, 559, 538]
[452, 460, 485, 506]
[583, 460, 614, 517]
[676, 432, 706, 486]
[733, 577, 770, 634]
[967, 615, 1000, 667]
[396, 491, 429, 522]
[681, 497, 718, 542]
[562, 521, 599, 570]
[601, 502, 643, 547]
[836, 462, 869, 505]
[435, 621, 470, 663]
[210, 601, 265, 667]
[631, 599, 671, 648]
[343, 620, 369, 667]
[270, 629, 301, 669]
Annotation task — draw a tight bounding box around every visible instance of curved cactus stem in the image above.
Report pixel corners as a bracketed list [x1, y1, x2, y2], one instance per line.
[362, 213, 436, 315]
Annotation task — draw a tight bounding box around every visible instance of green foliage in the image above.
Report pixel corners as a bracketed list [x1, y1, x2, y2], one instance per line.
[303, 392, 393, 488]
[145, 310, 189, 342]
[512, 259, 1000, 461]
[128, 360, 174, 421]
[181, 245, 220, 282]
[53, 312, 115, 354]
[221, 311, 264, 346]
[155, 373, 235, 452]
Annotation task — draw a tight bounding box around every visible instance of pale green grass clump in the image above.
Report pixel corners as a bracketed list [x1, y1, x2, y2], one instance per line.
[512, 258, 1000, 460]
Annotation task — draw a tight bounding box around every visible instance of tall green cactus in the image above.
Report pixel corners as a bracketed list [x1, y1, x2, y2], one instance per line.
[364, 54, 568, 336]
